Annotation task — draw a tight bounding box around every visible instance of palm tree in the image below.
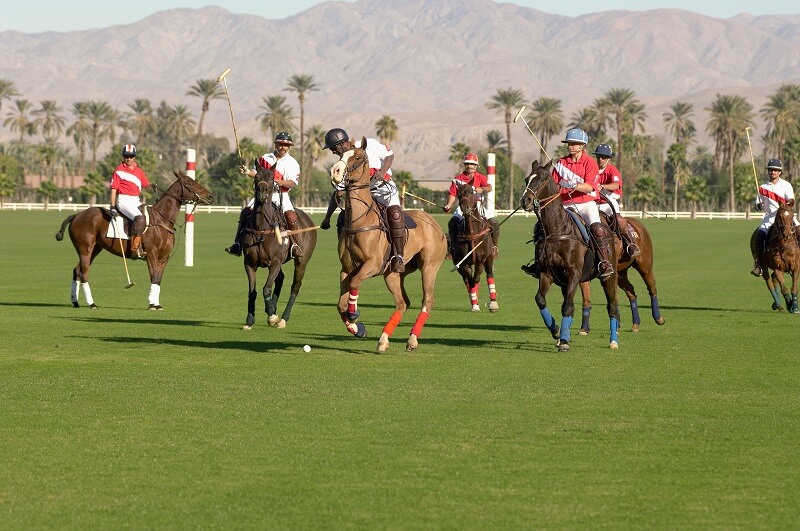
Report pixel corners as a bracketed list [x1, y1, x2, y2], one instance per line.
[163, 104, 196, 151]
[285, 74, 319, 203]
[760, 84, 800, 168]
[705, 93, 755, 211]
[596, 88, 647, 170]
[37, 179, 59, 210]
[86, 101, 115, 171]
[304, 124, 327, 169]
[256, 95, 294, 141]
[486, 87, 526, 209]
[3, 99, 37, 141]
[569, 106, 608, 144]
[682, 176, 709, 218]
[628, 176, 660, 212]
[449, 142, 471, 165]
[0, 79, 20, 115]
[123, 99, 156, 146]
[375, 115, 399, 145]
[528, 97, 564, 159]
[485, 130, 507, 153]
[67, 101, 92, 176]
[663, 101, 696, 146]
[186, 78, 225, 153]
[33, 100, 66, 144]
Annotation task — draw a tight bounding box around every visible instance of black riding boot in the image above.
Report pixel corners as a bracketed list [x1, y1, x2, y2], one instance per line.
[521, 222, 542, 278]
[590, 222, 614, 280]
[489, 217, 500, 258]
[284, 209, 304, 258]
[387, 205, 406, 273]
[447, 216, 460, 260]
[225, 207, 251, 256]
[751, 229, 767, 276]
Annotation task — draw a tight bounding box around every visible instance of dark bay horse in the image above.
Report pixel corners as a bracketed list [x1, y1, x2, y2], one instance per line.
[330, 139, 447, 352]
[752, 199, 800, 313]
[579, 214, 665, 333]
[55, 170, 212, 309]
[452, 182, 499, 312]
[520, 160, 620, 351]
[240, 166, 317, 330]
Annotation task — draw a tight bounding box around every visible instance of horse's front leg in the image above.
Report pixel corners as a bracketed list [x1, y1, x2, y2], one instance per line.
[790, 269, 800, 313]
[600, 275, 621, 349]
[244, 264, 258, 330]
[338, 270, 366, 338]
[557, 279, 580, 352]
[579, 281, 592, 335]
[484, 259, 499, 313]
[377, 273, 410, 353]
[461, 269, 481, 312]
[146, 257, 167, 311]
[534, 275, 559, 341]
[267, 268, 285, 327]
[263, 260, 283, 326]
[765, 270, 785, 311]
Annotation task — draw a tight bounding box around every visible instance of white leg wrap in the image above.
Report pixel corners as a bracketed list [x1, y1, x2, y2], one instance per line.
[148, 284, 161, 306]
[71, 280, 79, 304]
[81, 282, 94, 306]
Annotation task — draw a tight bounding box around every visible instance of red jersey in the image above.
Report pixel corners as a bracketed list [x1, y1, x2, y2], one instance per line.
[448, 171, 489, 198]
[596, 162, 623, 203]
[551, 152, 599, 205]
[110, 162, 149, 196]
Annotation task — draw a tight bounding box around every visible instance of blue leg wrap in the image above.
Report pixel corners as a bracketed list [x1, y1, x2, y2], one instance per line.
[650, 296, 660, 321]
[581, 306, 591, 331]
[559, 316, 573, 342]
[630, 298, 641, 325]
[610, 317, 619, 343]
[770, 288, 783, 308]
[540, 308, 557, 333]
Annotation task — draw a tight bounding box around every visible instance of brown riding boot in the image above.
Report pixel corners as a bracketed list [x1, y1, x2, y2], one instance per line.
[489, 217, 500, 258]
[590, 222, 614, 280]
[225, 207, 252, 256]
[751, 229, 766, 276]
[446, 216, 459, 260]
[387, 205, 406, 273]
[284, 210, 304, 258]
[617, 214, 641, 257]
[131, 215, 146, 259]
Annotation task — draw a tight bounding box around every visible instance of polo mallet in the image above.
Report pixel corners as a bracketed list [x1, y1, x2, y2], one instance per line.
[403, 190, 446, 210]
[745, 126, 762, 207]
[498, 205, 522, 227]
[275, 225, 321, 239]
[111, 215, 135, 288]
[449, 240, 484, 272]
[216, 67, 242, 164]
[513, 106, 552, 163]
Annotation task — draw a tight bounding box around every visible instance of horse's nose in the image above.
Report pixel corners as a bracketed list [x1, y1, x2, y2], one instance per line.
[520, 195, 532, 210]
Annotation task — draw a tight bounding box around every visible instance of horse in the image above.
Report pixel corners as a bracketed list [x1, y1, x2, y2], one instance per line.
[452, 182, 499, 312]
[578, 213, 665, 334]
[752, 199, 800, 313]
[55, 170, 212, 309]
[240, 166, 317, 330]
[330, 138, 447, 352]
[520, 160, 621, 351]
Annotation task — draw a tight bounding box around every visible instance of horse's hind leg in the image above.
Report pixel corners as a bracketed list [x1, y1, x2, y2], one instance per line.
[406, 266, 438, 352]
[264, 262, 283, 327]
[276, 258, 308, 328]
[617, 270, 640, 332]
[378, 273, 410, 353]
[484, 260, 499, 313]
[579, 281, 591, 335]
[633, 262, 664, 326]
[72, 248, 101, 309]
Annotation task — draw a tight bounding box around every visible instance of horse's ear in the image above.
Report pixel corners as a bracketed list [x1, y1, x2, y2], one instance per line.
[531, 160, 539, 172]
[544, 160, 553, 172]
[788, 198, 796, 208]
[361, 136, 367, 148]
[173, 170, 185, 180]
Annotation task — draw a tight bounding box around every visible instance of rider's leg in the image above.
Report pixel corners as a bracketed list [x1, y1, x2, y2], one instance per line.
[387, 205, 406, 273]
[521, 222, 542, 278]
[225, 206, 252, 256]
[447, 215, 460, 259]
[489, 217, 500, 258]
[751, 228, 767, 276]
[284, 209, 304, 258]
[131, 215, 147, 259]
[590, 222, 615, 280]
[616, 214, 641, 257]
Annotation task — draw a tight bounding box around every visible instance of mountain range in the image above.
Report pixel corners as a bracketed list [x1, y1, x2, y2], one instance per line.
[2, 0, 800, 187]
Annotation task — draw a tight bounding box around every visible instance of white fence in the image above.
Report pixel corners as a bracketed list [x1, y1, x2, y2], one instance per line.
[0, 202, 756, 220]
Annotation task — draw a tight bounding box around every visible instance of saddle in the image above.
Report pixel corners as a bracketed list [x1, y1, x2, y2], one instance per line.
[105, 205, 150, 239]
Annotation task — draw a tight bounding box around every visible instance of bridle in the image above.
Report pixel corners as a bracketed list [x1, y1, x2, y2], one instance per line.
[341, 151, 382, 232]
[522, 171, 561, 217]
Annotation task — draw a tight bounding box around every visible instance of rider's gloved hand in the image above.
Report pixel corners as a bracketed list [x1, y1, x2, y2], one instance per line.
[110, 207, 118, 217]
[755, 202, 764, 212]
[320, 218, 331, 230]
[238, 164, 249, 175]
[443, 205, 452, 213]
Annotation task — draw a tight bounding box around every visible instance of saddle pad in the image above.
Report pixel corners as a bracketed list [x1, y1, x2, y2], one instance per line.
[106, 215, 129, 240]
[403, 212, 418, 229]
[565, 208, 589, 244]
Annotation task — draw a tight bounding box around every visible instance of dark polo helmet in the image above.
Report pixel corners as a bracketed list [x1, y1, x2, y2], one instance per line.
[324, 128, 349, 149]
[593, 144, 614, 157]
[766, 158, 783, 171]
[274, 131, 293, 145]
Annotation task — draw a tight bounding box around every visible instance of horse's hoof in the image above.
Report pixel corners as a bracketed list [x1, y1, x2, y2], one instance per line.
[72, 301, 79, 308]
[268, 315, 279, 327]
[557, 340, 570, 352]
[147, 304, 162, 311]
[377, 340, 389, 353]
[656, 317, 665, 326]
[406, 334, 419, 351]
[487, 301, 499, 313]
[772, 302, 782, 311]
[89, 304, 98, 309]
[354, 322, 367, 338]
[631, 324, 640, 333]
[579, 328, 589, 336]
[242, 325, 252, 331]
[471, 305, 481, 312]
[277, 319, 287, 328]
[609, 341, 619, 349]
[550, 326, 560, 340]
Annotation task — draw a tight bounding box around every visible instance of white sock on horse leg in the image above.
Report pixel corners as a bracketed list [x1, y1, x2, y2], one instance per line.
[80, 282, 94, 306]
[148, 284, 161, 306]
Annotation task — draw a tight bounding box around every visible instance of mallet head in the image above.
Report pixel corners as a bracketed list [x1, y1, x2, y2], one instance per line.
[513, 106, 526, 124]
[216, 68, 231, 83]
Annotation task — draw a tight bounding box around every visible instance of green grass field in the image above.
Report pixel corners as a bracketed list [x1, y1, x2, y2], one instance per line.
[1, 209, 798, 528]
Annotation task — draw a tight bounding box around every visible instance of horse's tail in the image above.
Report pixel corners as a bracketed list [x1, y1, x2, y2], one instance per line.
[55, 214, 76, 241]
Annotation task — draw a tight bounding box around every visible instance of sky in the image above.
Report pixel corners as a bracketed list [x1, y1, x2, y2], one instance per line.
[2, 0, 797, 33]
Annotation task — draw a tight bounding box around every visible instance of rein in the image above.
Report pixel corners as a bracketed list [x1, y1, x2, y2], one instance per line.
[343, 158, 383, 234]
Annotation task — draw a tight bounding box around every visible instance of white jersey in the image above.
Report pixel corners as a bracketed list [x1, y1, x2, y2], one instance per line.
[333, 138, 399, 207]
[757, 177, 799, 231]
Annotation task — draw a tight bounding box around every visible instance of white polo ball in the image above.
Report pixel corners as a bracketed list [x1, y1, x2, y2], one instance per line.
[303, 344, 311, 353]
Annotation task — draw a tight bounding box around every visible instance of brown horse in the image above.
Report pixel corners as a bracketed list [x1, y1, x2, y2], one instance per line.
[579, 213, 665, 333]
[752, 199, 800, 313]
[520, 160, 620, 351]
[240, 166, 317, 330]
[330, 138, 447, 352]
[55, 170, 212, 309]
[452, 182, 499, 312]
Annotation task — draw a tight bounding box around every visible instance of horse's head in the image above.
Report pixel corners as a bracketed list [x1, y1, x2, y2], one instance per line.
[253, 165, 276, 205]
[520, 160, 555, 212]
[330, 136, 369, 187]
[775, 199, 796, 239]
[456, 181, 480, 217]
[170, 170, 213, 205]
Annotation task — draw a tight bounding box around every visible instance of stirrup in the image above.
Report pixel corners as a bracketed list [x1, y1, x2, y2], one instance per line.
[225, 243, 242, 256]
[627, 244, 641, 258]
[132, 248, 147, 260]
[446, 247, 454, 260]
[492, 245, 499, 258]
[750, 265, 762, 277]
[390, 255, 405, 273]
[598, 260, 614, 280]
[521, 261, 540, 279]
[290, 243, 304, 258]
